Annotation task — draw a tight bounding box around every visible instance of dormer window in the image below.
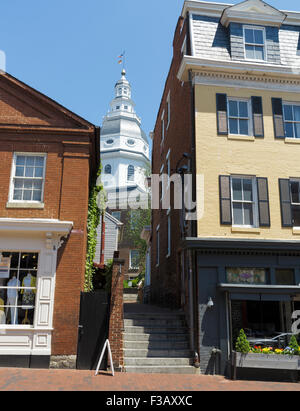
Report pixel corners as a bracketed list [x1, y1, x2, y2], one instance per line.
[243, 26, 266, 61]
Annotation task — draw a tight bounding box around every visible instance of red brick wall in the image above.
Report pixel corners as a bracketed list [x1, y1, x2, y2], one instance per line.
[108, 257, 125, 370]
[0, 74, 98, 357]
[151, 16, 193, 309]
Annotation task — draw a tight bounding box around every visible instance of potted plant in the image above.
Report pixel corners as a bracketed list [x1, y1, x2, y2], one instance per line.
[233, 330, 300, 371]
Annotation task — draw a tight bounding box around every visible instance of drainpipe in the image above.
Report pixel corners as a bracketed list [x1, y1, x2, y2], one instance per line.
[100, 212, 106, 267]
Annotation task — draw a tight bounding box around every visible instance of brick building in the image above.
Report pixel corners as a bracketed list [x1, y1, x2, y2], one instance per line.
[0, 72, 99, 368]
[151, 0, 300, 377]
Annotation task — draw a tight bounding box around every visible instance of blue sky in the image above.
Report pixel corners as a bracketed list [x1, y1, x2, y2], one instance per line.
[0, 0, 299, 141]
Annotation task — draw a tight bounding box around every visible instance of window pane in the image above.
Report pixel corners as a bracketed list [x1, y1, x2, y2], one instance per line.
[34, 167, 43, 178]
[292, 205, 300, 226]
[275, 269, 295, 285]
[25, 167, 34, 178]
[24, 180, 33, 189]
[295, 123, 300, 139]
[32, 191, 42, 201]
[290, 181, 300, 204]
[285, 122, 294, 138]
[254, 29, 264, 45]
[254, 45, 264, 60]
[229, 118, 238, 134]
[16, 156, 26, 166]
[15, 166, 24, 177]
[232, 179, 243, 201]
[13, 190, 22, 200]
[229, 100, 238, 117]
[245, 45, 255, 59]
[233, 203, 243, 225]
[239, 119, 249, 135]
[294, 105, 300, 122]
[243, 203, 254, 226]
[245, 28, 254, 44]
[243, 179, 253, 201]
[14, 179, 23, 189]
[26, 157, 35, 166]
[227, 268, 266, 284]
[284, 105, 293, 121]
[23, 190, 32, 201]
[239, 101, 248, 118]
[35, 157, 45, 167]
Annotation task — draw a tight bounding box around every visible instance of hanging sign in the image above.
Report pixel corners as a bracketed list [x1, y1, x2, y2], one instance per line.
[0, 256, 11, 279]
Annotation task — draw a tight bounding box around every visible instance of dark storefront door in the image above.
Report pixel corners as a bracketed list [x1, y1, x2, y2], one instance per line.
[76, 291, 110, 370]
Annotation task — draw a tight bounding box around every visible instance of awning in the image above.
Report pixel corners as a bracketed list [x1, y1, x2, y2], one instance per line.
[218, 283, 300, 302]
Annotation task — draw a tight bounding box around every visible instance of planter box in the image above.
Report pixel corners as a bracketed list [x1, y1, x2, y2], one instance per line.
[234, 352, 300, 370]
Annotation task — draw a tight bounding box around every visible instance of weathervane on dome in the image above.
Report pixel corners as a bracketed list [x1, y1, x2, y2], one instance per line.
[117, 50, 126, 73]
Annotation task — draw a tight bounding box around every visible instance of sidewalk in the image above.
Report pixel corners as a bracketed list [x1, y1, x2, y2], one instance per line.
[0, 368, 299, 391]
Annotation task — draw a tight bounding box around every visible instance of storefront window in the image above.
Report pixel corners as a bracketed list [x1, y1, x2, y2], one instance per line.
[227, 267, 267, 284]
[0, 252, 38, 326]
[275, 269, 295, 285]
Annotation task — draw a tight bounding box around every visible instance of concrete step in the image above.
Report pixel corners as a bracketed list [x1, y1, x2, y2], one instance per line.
[124, 357, 192, 366]
[124, 318, 185, 327]
[124, 348, 192, 358]
[124, 340, 190, 350]
[124, 326, 187, 334]
[124, 333, 188, 342]
[124, 365, 197, 374]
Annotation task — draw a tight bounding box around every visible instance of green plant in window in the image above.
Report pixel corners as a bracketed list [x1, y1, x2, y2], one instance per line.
[235, 329, 250, 354]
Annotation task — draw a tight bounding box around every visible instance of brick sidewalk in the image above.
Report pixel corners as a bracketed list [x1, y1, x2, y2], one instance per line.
[0, 368, 299, 391]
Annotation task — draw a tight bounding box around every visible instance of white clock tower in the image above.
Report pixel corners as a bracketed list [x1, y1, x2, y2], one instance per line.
[100, 69, 150, 209]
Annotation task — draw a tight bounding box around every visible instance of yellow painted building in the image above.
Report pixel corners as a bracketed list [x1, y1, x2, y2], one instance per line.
[152, 0, 300, 378]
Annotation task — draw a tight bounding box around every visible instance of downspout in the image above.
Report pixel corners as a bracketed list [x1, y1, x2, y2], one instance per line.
[100, 212, 106, 267]
[188, 62, 199, 367]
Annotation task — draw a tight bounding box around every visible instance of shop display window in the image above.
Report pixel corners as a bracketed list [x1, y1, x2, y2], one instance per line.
[0, 252, 38, 326]
[227, 267, 267, 284]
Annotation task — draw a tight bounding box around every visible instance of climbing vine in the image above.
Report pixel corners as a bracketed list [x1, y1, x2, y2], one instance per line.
[84, 163, 106, 292]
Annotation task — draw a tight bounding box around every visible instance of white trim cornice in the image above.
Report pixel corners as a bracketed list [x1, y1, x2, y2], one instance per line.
[0, 218, 73, 234]
[177, 55, 300, 83]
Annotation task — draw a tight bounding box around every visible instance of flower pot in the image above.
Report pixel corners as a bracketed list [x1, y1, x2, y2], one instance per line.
[234, 351, 300, 370]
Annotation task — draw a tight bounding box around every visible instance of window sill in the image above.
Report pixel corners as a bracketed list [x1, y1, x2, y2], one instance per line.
[285, 138, 300, 145]
[231, 226, 261, 234]
[6, 202, 45, 209]
[228, 135, 255, 142]
[292, 227, 300, 235]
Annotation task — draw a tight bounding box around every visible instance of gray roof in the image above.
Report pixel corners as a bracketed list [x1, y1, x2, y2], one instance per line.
[191, 14, 300, 67]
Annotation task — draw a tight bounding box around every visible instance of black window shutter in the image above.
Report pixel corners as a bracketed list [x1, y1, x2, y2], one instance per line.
[219, 175, 232, 225]
[216, 94, 228, 135]
[251, 96, 264, 138]
[272, 98, 285, 138]
[256, 177, 270, 227]
[279, 179, 292, 227]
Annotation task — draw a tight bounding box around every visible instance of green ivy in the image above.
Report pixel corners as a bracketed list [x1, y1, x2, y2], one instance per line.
[84, 164, 106, 292]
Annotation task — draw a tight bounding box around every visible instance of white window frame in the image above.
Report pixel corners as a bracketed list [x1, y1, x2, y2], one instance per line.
[228, 98, 252, 136]
[166, 91, 171, 130]
[166, 149, 171, 190]
[9, 153, 47, 205]
[127, 165, 135, 182]
[0, 251, 38, 329]
[283, 102, 300, 139]
[129, 250, 140, 270]
[231, 176, 259, 228]
[243, 25, 267, 62]
[161, 110, 165, 145]
[166, 208, 171, 258]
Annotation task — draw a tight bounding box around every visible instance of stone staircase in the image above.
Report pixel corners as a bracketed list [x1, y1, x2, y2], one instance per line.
[123, 303, 198, 374]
